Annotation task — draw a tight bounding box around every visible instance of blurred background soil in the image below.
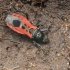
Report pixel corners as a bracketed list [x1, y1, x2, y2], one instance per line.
[0, 0, 70, 70]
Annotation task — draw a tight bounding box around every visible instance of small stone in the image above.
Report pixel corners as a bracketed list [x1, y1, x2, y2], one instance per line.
[62, 48, 64, 51]
[26, 52, 28, 54]
[28, 62, 36, 67]
[68, 36, 70, 38]
[67, 62, 69, 65]
[57, 53, 61, 56]
[15, 3, 19, 7]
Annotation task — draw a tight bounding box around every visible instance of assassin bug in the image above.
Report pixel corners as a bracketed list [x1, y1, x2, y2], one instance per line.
[5, 13, 49, 54]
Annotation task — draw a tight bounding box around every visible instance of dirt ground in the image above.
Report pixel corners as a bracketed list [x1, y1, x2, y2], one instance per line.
[0, 0, 70, 70]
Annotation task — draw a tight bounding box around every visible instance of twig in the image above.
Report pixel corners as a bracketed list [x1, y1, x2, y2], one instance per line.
[3, 38, 20, 44]
[3, 66, 19, 70]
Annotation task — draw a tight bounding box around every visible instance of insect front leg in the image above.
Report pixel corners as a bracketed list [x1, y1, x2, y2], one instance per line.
[36, 21, 43, 27]
[32, 41, 47, 55]
[40, 23, 53, 32]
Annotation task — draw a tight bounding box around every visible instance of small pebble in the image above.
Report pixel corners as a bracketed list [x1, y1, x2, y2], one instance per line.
[67, 62, 69, 65]
[57, 53, 61, 56]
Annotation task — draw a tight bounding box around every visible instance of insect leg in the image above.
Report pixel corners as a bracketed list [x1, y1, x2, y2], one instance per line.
[33, 41, 47, 55]
[36, 21, 42, 27]
[40, 28, 48, 32]
[40, 23, 53, 32]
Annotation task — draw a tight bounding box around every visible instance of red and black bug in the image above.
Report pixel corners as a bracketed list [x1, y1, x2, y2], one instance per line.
[5, 13, 49, 54]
